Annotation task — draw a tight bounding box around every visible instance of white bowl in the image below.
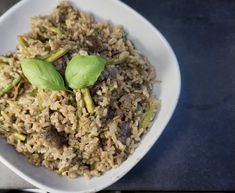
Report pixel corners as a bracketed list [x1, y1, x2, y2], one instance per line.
[0, 0, 181, 192]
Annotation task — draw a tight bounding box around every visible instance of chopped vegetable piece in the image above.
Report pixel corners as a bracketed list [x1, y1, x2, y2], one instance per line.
[38, 94, 43, 111]
[81, 88, 95, 113]
[0, 76, 21, 96]
[0, 124, 25, 142]
[58, 166, 70, 174]
[12, 132, 26, 141]
[39, 50, 58, 60]
[0, 56, 13, 65]
[75, 90, 85, 129]
[42, 23, 66, 37]
[140, 105, 156, 129]
[107, 51, 129, 65]
[1, 111, 11, 122]
[28, 88, 38, 97]
[75, 89, 85, 116]
[17, 36, 30, 56]
[45, 48, 69, 63]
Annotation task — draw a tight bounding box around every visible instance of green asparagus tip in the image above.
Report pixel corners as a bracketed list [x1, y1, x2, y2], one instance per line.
[45, 48, 69, 63]
[140, 105, 156, 129]
[107, 52, 129, 65]
[81, 88, 95, 113]
[17, 36, 30, 56]
[43, 24, 66, 37]
[0, 76, 21, 96]
[12, 132, 26, 141]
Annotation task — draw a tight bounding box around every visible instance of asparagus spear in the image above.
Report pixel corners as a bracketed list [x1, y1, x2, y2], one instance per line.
[39, 50, 58, 60]
[38, 94, 43, 111]
[140, 105, 157, 129]
[0, 76, 21, 96]
[42, 23, 66, 37]
[0, 56, 13, 65]
[75, 89, 85, 117]
[12, 132, 26, 141]
[81, 88, 95, 113]
[0, 124, 26, 141]
[45, 48, 69, 63]
[17, 36, 30, 56]
[107, 51, 129, 65]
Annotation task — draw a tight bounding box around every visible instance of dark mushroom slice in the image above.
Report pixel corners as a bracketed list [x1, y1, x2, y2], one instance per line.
[118, 121, 131, 144]
[42, 127, 68, 148]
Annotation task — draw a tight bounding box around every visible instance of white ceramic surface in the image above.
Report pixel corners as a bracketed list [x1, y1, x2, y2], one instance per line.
[0, 0, 181, 192]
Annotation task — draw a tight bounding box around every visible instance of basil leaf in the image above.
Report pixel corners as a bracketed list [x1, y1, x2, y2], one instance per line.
[21, 59, 65, 91]
[65, 55, 106, 89]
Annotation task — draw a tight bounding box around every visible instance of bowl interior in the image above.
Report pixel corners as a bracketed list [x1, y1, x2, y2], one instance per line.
[0, 0, 181, 192]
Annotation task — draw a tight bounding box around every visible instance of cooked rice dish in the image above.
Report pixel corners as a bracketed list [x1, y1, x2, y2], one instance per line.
[0, 1, 159, 178]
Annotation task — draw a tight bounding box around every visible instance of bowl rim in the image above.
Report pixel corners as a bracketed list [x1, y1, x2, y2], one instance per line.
[0, 0, 181, 192]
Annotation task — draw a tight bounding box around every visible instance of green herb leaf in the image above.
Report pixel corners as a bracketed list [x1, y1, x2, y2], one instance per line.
[21, 58, 65, 91]
[65, 55, 106, 89]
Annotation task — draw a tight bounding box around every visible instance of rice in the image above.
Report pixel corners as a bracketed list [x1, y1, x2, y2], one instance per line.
[0, 1, 160, 178]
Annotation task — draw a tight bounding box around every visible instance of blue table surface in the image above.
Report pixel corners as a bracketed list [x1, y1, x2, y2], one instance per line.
[1, 0, 235, 191]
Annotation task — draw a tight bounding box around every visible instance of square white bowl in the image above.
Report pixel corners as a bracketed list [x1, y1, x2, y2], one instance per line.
[0, 0, 181, 192]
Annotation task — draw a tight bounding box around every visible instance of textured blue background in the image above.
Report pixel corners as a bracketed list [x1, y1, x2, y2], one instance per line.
[109, 0, 235, 191]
